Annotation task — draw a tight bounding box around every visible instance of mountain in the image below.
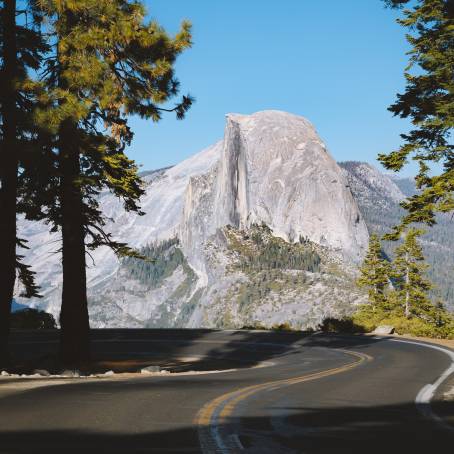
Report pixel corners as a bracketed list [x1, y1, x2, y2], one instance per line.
[16, 113, 454, 324]
[339, 161, 454, 311]
[339, 161, 406, 239]
[16, 111, 370, 329]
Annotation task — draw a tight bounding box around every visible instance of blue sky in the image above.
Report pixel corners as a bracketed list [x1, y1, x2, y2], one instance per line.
[129, 1, 412, 175]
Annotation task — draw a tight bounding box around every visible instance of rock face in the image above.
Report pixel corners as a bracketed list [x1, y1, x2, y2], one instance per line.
[218, 112, 368, 258]
[16, 110, 370, 328]
[182, 112, 368, 269]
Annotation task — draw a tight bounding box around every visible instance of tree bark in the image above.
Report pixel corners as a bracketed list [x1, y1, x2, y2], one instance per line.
[405, 252, 410, 318]
[57, 10, 90, 366]
[58, 120, 91, 366]
[0, 0, 18, 366]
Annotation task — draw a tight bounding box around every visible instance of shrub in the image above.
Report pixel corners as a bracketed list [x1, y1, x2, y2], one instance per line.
[352, 304, 454, 339]
[240, 323, 267, 330]
[272, 322, 293, 332]
[320, 317, 365, 334]
[11, 308, 57, 330]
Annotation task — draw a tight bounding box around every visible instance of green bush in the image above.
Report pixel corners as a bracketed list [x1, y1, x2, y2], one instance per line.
[271, 322, 293, 332]
[11, 308, 57, 330]
[352, 304, 454, 339]
[320, 317, 365, 334]
[240, 323, 267, 330]
[319, 304, 454, 339]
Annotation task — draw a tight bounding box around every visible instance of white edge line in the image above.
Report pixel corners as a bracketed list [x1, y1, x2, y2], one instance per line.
[385, 337, 454, 432]
[209, 399, 228, 454]
[231, 434, 244, 450]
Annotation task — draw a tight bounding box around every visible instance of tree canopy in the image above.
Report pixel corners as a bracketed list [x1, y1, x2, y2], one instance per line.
[357, 234, 391, 308]
[1, 0, 194, 366]
[0, 0, 48, 364]
[379, 0, 454, 236]
[392, 228, 432, 318]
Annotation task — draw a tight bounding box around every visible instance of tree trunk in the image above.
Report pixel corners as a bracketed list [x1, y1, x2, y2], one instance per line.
[56, 7, 91, 367]
[404, 253, 410, 318]
[0, 0, 18, 366]
[58, 120, 91, 366]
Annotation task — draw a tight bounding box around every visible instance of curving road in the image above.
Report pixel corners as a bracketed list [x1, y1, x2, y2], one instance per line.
[1, 330, 453, 453]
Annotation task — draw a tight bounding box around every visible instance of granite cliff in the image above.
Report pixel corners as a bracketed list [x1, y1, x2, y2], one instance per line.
[17, 111, 371, 328]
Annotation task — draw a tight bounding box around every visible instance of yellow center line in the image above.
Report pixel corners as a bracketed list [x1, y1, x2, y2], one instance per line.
[196, 349, 372, 453]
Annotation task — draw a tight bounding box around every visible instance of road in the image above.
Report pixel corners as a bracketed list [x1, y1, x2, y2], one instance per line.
[1, 330, 453, 453]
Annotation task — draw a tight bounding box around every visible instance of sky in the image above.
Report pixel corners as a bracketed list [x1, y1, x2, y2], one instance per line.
[128, 0, 413, 175]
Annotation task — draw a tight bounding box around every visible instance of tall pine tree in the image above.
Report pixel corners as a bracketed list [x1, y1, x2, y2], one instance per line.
[357, 234, 391, 308]
[30, 0, 193, 365]
[379, 0, 454, 236]
[0, 0, 47, 365]
[392, 228, 432, 319]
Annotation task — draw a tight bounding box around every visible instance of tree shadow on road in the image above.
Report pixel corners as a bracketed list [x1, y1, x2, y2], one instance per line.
[7, 329, 302, 373]
[6, 330, 394, 375]
[184, 331, 393, 373]
[0, 400, 452, 454]
[7, 328, 217, 374]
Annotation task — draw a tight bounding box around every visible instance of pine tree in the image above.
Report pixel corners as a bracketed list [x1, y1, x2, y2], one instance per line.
[0, 0, 47, 365]
[379, 0, 454, 237]
[28, 1, 193, 366]
[357, 234, 391, 308]
[392, 228, 433, 319]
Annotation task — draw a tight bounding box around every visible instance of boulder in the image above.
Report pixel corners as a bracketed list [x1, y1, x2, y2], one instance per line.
[373, 325, 395, 335]
[140, 365, 160, 374]
[33, 369, 51, 377]
[61, 369, 80, 378]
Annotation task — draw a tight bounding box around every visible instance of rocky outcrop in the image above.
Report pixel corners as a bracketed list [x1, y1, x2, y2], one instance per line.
[16, 110, 370, 326]
[181, 111, 369, 266]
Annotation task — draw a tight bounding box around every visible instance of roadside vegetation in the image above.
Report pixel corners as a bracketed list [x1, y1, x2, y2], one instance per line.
[11, 308, 56, 330]
[354, 230, 454, 339]
[339, 161, 454, 312]
[351, 0, 454, 340]
[334, 1, 454, 338]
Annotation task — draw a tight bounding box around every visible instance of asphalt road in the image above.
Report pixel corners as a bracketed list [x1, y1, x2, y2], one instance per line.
[1, 330, 453, 453]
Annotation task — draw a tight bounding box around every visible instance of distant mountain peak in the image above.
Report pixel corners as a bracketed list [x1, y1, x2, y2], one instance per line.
[339, 160, 405, 203]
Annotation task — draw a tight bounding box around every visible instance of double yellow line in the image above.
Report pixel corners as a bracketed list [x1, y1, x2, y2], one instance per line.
[196, 349, 372, 453]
